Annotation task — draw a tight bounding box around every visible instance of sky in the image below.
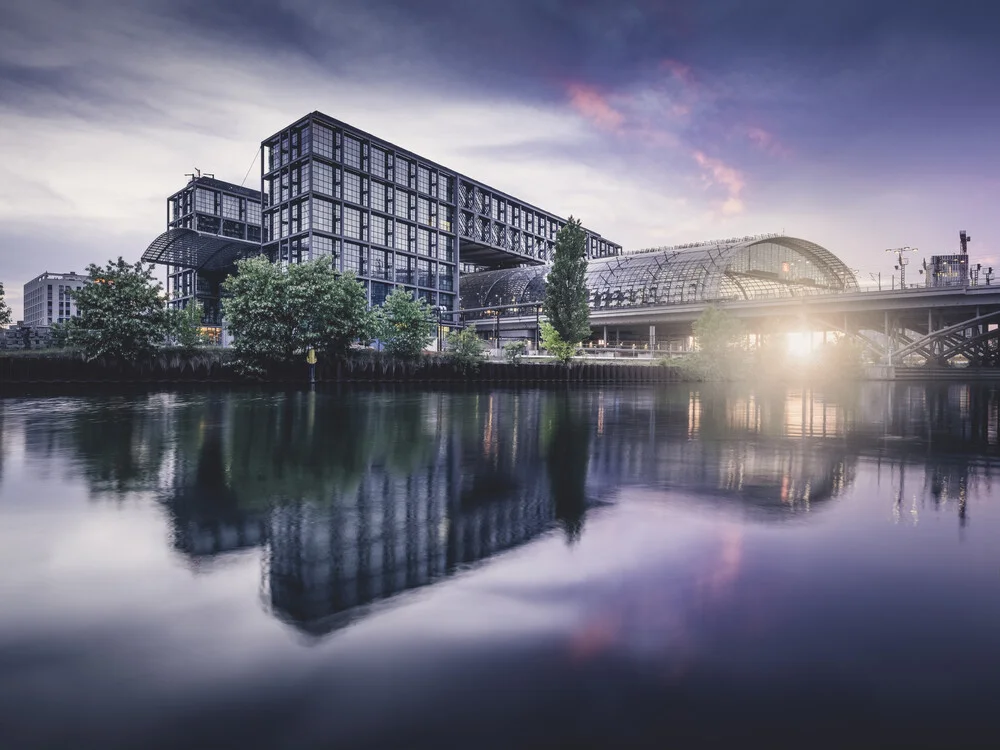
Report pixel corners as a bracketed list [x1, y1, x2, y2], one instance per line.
[2, 0, 999, 318]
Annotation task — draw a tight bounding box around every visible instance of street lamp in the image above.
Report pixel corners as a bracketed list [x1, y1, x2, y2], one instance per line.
[885, 246, 918, 289]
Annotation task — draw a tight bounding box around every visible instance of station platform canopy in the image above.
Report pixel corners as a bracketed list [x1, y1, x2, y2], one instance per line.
[141, 228, 262, 273]
[460, 234, 860, 313]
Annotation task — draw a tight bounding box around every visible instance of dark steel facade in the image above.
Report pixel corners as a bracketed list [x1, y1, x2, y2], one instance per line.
[260, 111, 621, 314]
[159, 176, 264, 325]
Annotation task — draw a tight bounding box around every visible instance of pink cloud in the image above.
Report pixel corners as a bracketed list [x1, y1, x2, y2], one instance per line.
[692, 150, 745, 215]
[660, 58, 694, 87]
[744, 126, 791, 157]
[566, 83, 624, 131]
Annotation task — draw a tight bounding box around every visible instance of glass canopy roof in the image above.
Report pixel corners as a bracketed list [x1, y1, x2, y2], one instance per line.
[141, 229, 261, 273]
[460, 235, 859, 316]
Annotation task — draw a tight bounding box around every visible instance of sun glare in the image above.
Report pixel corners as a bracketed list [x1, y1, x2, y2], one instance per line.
[785, 332, 816, 359]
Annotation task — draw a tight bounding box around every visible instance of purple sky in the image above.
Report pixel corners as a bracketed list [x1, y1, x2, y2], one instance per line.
[2, 0, 998, 318]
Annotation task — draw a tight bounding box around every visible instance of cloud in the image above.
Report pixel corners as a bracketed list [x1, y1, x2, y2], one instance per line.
[566, 83, 625, 131]
[744, 126, 790, 158]
[692, 151, 745, 215]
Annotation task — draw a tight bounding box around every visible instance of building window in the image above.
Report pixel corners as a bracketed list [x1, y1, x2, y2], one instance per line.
[314, 124, 334, 160]
[343, 205, 362, 239]
[370, 181, 386, 213]
[395, 255, 413, 285]
[439, 174, 454, 202]
[371, 249, 393, 280]
[394, 156, 410, 187]
[247, 201, 261, 226]
[438, 205, 453, 232]
[343, 135, 361, 169]
[195, 188, 215, 214]
[221, 195, 240, 220]
[370, 147, 386, 179]
[343, 171, 361, 205]
[342, 242, 366, 274]
[417, 197, 431, 226]
[314, 198, 336, 233]
[222, 219, 245, 239]
[312, 235, 334, 258]
[370, 214, 387, 246]
[197, 214, 220, 234]
[417, 228, 430, 256]
[394, 189, 410, 220]
[393, 223, 410, 252]
[439, 236, 455, 263]
[313, 161, 334, 197]
[417, 166, 431, 195]
[371, 282, 391, 306]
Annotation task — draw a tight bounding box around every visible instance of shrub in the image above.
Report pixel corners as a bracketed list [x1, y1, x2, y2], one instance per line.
[446, 327, 487, 373]
[503, 340, 528, 364]
[540, 322, 578, 364]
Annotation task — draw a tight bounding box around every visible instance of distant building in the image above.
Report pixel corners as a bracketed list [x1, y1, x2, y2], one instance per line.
[22, 271, 87, 327]
[926, 254, 969, 288]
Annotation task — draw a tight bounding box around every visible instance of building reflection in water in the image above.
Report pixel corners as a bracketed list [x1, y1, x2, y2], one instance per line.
[16, 383, 1000, 638]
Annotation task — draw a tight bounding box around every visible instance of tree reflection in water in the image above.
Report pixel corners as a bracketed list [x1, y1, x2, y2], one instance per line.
[15, 383, 1000, 638]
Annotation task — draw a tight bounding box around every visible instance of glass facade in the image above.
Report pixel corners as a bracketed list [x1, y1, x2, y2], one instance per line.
[460, 235, 860, 318]
[261, 112, 622, 313]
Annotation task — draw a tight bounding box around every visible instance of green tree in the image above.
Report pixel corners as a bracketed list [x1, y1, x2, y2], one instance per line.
[223, 256, 373, 373]
[446, 327, 486, 373]
[544, 217, 591, 346]
[684, 305, 747, 381]
[168, 300, 209, 353]
[71, 258, 169, 361]
[375, 288, 435, 359]
[50, 319, 76, 349]
[540, 321, 579, 364]
[503, 339, 528, 364]
[0, 282, 11, 327]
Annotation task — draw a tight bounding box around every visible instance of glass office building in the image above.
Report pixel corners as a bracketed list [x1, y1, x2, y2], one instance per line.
[260, 112, 621, 314]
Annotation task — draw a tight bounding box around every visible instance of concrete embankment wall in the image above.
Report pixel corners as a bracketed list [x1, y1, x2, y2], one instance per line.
[0, 354, 682, 387]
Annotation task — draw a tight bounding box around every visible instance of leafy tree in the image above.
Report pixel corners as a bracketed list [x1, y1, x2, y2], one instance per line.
[71, 258, 169, 361]
[0, 282, 11, 327]
[168, 300, 209, 353]
[223, 256, 373, 373]
[445, 327, 486, 373]
[540, 321, 579, 364]
[683, 305, 747, 380]
[50, 319, 76, 349]
[544, 217, 591, 346]
[375, 288, 435, 359]
[503, 339, 528, 364]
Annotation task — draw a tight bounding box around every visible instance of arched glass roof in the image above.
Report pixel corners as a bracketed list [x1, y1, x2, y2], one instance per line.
[141, 228, 261, 272]
[460, 235, 859, 315]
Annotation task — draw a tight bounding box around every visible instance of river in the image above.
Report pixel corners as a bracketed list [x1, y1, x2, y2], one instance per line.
[1, 384, 998, 748]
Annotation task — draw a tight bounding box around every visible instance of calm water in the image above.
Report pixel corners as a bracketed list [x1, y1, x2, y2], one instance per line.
[2, 384, 1000, 749]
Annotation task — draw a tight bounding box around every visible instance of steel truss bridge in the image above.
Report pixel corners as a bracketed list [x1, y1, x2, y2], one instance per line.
[465, 284, 1000, 367]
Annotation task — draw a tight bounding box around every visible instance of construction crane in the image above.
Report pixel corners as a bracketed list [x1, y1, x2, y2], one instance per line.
[885, 246, 918, 289]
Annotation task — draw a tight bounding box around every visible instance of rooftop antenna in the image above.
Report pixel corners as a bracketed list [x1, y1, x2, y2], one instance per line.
[184, 168, 214, 182]
[960, 230, 971, 254]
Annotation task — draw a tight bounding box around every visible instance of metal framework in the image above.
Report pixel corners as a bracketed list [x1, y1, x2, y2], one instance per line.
[142, 175, 265, 326]
[142, 228, 261, 273]
[460, 235, 859, 318]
